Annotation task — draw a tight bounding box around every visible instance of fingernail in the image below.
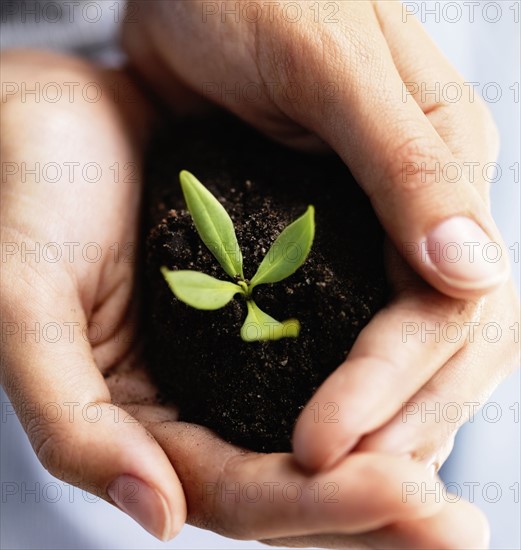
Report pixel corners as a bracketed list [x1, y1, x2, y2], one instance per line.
[425, 216, 509, 290]
[107, 474, 173, 541]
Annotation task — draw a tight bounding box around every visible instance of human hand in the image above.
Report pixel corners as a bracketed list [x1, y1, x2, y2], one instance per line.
[0, 50, 490, 548]
[0, 50, 186, 539]
[122, 0, 519, 472]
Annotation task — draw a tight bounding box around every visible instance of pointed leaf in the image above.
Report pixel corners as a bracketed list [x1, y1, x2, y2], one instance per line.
[250, 205, 315, 288]
[179, 170, 243, 279]
[161, 267, 243, 310]
[240, 300, 300, 342]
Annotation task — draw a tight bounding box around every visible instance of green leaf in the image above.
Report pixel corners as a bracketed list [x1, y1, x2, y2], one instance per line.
[179, 170, 243, 279]
[161, 267, 243, 310]
[250, 205, 315, 288]
[240, 300, 300, 342]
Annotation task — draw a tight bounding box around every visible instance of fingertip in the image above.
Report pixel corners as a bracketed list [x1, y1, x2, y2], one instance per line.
[408, 216, 510, 298]
[98, 407, 186, 540]
[292, 357, 394, 472]
[292, 397, 360, 473]
[107, 473, 183, 541]
[292, 428, 353, 473]
[36, 402, 187, 541]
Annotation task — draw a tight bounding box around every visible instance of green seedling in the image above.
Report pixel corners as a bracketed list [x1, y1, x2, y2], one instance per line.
[161, 171, 315, 342]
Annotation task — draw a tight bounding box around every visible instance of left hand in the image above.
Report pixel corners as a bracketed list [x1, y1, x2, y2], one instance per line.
[293, 248, 519, 472]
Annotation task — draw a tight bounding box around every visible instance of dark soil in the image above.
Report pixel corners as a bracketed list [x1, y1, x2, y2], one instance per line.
[143, 114, 388, 453]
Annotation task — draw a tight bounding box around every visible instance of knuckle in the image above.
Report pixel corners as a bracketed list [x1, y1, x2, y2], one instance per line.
[473, 98, 500, 156]
[441, 97, 500, 163]
[443, 296, 483, 328]
[382, 136, 449, 194]
[411, 418, 458, 465]
[215, 454, 253, 539]
[191, 453, 250, 540]
[397, 289, 483, 328]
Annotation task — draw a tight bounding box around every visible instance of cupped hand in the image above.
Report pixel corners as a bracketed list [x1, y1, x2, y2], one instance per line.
[1, 50, 185, 540]
[1, 50, 490, 548]
[122, 0, 520, 473]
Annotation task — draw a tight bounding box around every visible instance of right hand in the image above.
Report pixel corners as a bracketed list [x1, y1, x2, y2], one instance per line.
[122, 0, 519, 480]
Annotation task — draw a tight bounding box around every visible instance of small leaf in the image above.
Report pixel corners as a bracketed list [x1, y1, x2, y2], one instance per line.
[179, 170, 243, 279]
[250, 205, 315, 288]
[161, 267, 243, 310]
[240, 300, 300, 342]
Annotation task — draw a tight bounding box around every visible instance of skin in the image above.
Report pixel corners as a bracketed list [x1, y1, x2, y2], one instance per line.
[121, 0, 520, 472]
[0, 0, 518, 547]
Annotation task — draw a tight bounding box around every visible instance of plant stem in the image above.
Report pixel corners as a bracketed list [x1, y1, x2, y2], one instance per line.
[238, 279, 250, 296]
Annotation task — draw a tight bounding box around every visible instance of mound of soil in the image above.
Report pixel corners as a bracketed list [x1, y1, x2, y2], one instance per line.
[143, 114, 388, 452]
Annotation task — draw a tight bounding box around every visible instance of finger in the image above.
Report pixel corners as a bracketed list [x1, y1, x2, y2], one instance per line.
[373, 0, 499, 198]
[293, 245, 481, 471]
[356, 281, 521, 468]
[349, 497, 489, 550]
[262, 498, 489, 549]
[373, 497, 490, 550]
[0, 276, 186, 541]
[253, 2, 510, 298]
[130, 411, 443, 541]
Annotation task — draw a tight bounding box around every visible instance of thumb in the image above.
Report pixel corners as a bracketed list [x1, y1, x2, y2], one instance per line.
[1, 274, 186, 541]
